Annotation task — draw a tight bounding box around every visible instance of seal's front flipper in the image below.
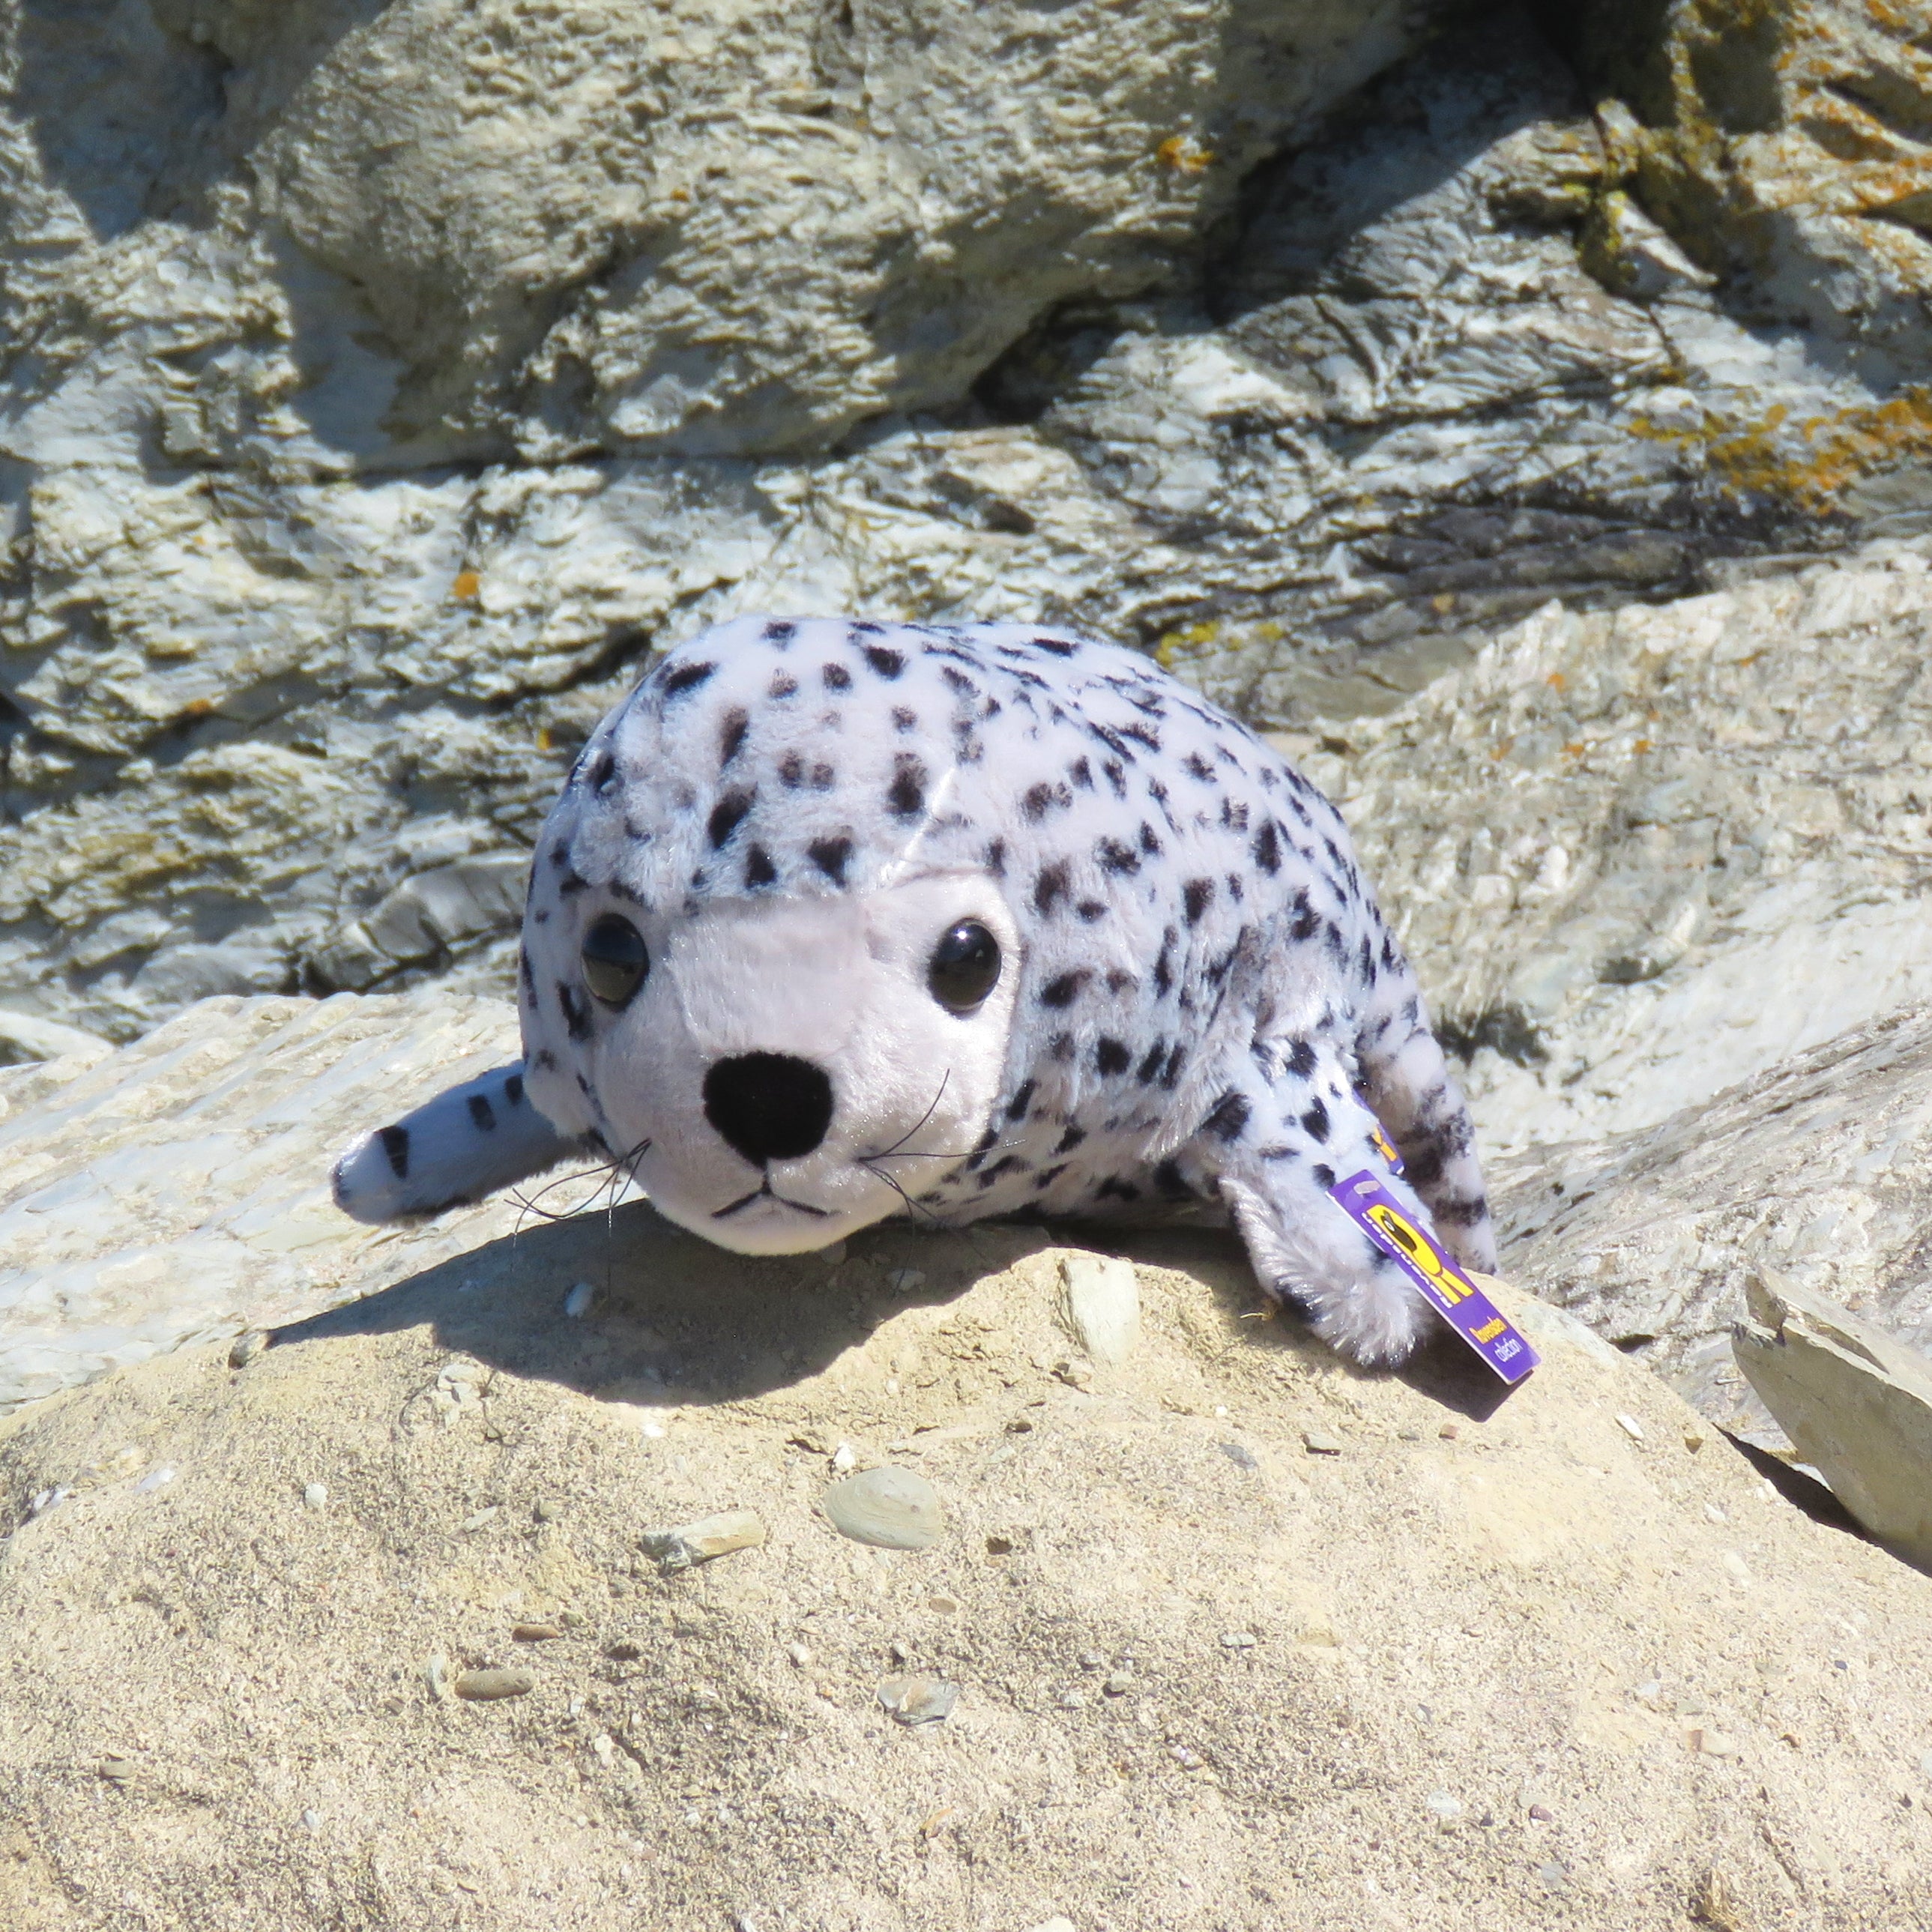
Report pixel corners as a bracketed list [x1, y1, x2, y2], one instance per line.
[331, 1062, 580, 1223]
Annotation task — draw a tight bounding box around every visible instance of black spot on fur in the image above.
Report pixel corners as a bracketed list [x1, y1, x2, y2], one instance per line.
[1311, 1162, 1335, 1189]
[822, 662, 852, 691]
[504, 1074, 525, 1107]
[519, 946, 536, 1000]
[892, 706, 917, 732]
[1067, 756, 1093, 789]
[1031, 634, 1078, 656]
[887, 755, 926, 819]
[745, 844, 777, 888]
[1033, 1164, 1069, 1191]
[558, 982, 593, 1042]
[468, 1093, 498, 1132]
[1153, 1159, 1192, 1201]
[1289, 893, 1320, 942]
[1006, 1080, 1036, 1122]
[1162, 1043, 1185, 1087]
[779, 752, 805, 788]
[808, 837, 854, 885]
[662, 659, 716, 698]
[558, 870, 591, 897]
[965, 1125, 1000, 1170]
[770, 672, 799, 698]
[1054, 1123, 1087, 1154]
[707, 788, 755, 848]
[1183, 878, 1214, 926]
[763, 620, 796, 645]
[1048, 1031, 1075, 1061]
[940, 665, 977, 698]
[1022, 782, 1071, 821]
[1153, 930, 1175, 998]
[379, 1125, 410, 1178]
[533, 1048, 558, 1071]
[1301, 1098, 1331, 1143]
[811, 761, 836, 791]
[1095, 1177, 1140, 1203]
[589, 749, 618, 792]
[1135, 1041, 1166, 1084]
[719, 708, 750, 767]
[1033, 863, 1070, 915]
[1138, 821, 1162, 857]
[1096, 1037, 1131, 1075]
[1204, 1090, 1250, 1143]
[985, 838, 1007, 876]
[1076, 900, 1107, 921]
[1039, 970, 1089, 1008]
[1253, 820, 1282, 875]
[1286, 1038, 1317, 1078]
[863, 644, 905, 679]
[1184, 752, 1215, 782]
[1096, 838, 1139, 876]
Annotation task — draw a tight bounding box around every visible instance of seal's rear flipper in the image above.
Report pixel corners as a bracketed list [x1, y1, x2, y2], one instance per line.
[331, 1061, 582, 1222]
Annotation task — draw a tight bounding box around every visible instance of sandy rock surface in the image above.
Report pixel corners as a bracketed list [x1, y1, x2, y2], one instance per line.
[4, 1204, 1931, 1931]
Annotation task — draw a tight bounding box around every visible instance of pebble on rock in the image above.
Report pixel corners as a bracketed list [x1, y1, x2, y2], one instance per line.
[511, 1622, 563, 1642]
[640, 1509, 767, 1573]
[302, 1482, 327, 1512]
[1616, 1412, 1646, 1442]
[887, 1268, 926, 1294]
[228, 1331, 267, 1369]
[564, 1282, 597, 1318]
[1302, 1431, 1344, 1455]
[876, 1675, 958, 1725]
[1219, 1440, 1259, 1471]
[1219, 1630, 1257, 1649]
[821, 1467, 945, 1551]
[1058, 1252, 1141, 1365]
[453, 1667, 534, 1700]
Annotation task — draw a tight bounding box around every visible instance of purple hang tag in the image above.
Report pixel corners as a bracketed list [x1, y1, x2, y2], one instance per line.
[1328, 1170, 1539, 1384]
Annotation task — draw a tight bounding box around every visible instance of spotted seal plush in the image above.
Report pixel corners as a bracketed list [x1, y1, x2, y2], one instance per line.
[333, 615, 1494, 1364]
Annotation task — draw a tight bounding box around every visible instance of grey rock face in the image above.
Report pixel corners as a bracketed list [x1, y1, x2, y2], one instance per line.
[1308, 552, 1932, 1155]
[8, 0, 1441, 466]
[7, 7, 1932, 1048]
[1494, 1006, 1932, 1450]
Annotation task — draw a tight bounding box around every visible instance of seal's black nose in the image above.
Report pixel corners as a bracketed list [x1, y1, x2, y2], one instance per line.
[702, 1052, 835, 1166]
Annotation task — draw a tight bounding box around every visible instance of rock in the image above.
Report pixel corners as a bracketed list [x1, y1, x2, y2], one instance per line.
[1733, 1274, 1932, 1569]
[0, 989, 626, 1421]
[3, 1140, 1930, 1927]
[639, 1510, 767, 1574]
[1496, 1005, 1932, 1446]
[819, 1467, 945, 1552]
[6, 12, 1930, 1054]
[1320, 557, 1932, 1156]
[875, 1675, 958, 1727]
[1057, 1252, 1141, 1366]
[0, 1009, 112, 1072]
[1301, 1431, 1344, 1456]
[451, 1668, 534, 1703]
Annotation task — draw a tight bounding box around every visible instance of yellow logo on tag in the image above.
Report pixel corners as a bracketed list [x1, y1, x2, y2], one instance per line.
[1369, 1124, 1400, 1165]
[1471, 1317, 1506, 1344]
[1364, 1203, 1473, 1303]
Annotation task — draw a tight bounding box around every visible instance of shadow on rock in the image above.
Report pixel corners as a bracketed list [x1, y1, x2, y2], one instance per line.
[264, 1204, 1506, 1412]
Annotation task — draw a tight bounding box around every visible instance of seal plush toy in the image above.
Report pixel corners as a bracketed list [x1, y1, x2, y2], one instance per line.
[333, 616, 1494, 1365]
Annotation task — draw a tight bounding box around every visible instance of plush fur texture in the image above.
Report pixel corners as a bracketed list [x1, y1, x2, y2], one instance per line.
[333, 616, 1494, 1364]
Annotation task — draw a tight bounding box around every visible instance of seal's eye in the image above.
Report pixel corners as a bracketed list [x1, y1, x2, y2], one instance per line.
[927, 920, 1001, 1013]
[582, 914, 649, 1007]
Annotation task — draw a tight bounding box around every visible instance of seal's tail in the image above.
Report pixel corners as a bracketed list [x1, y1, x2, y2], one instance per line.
[1352, 930, 1497, 1274]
